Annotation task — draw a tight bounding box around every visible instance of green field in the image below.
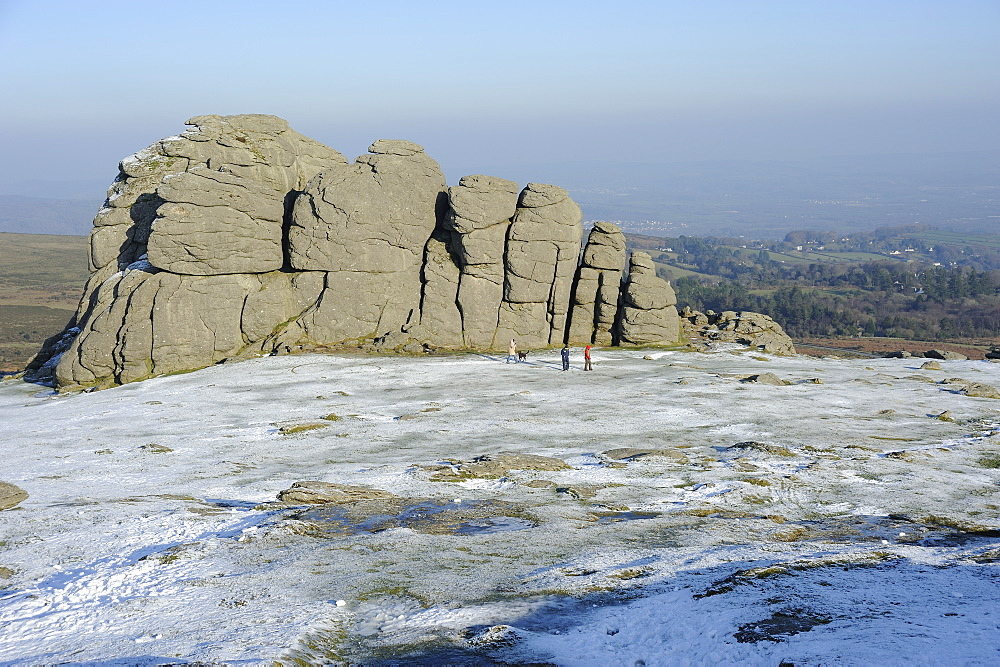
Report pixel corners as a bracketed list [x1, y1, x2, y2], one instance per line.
[0, 233, 88, 371]
[913, 230, 1000, 251]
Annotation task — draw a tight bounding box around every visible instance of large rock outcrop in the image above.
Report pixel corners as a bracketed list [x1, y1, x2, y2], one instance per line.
[26, 114, 798, 390]
[616, 252, 680, 345]
[497, 184, 584, 347]
[567, 222, 626, 345]
[288, 139, 447, 343]
[445, 175, 520, 348]
[681, 309, 796, 355]
[44, 115, 347, 388]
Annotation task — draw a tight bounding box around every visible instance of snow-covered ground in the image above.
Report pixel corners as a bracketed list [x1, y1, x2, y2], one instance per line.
[1, 347, 1000, 665]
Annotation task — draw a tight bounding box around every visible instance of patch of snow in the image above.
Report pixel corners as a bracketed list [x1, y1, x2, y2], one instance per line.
[0, 350, 999, 663]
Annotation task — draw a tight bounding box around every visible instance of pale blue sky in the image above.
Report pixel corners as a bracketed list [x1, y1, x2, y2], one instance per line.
[0, 0, 997, 192]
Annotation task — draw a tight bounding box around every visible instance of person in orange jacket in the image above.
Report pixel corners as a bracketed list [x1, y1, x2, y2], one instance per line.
[583, 345, 593, 371]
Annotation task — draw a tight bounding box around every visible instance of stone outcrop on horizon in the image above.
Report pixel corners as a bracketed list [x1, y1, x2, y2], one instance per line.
[25, 114, 793, 390]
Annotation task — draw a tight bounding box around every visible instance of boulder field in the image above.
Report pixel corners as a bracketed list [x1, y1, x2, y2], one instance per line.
[25, 114, 790, 390]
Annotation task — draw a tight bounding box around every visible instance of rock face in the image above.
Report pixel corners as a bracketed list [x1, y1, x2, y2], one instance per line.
[567, 222, 626, 345]
[497, 183, 584, 348]
[616, 252, 680, 345]
[288, 139, 447, 343]
[444, 175, 520, 348]
[30, 114, 801, 390]
[39, 115, 347, 388]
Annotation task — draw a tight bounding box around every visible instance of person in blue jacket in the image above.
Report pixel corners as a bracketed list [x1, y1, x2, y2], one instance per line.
[561, 346, 570, 371]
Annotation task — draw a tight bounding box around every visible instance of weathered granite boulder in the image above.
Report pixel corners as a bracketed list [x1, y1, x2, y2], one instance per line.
[445, 175, 520, 348]
[27, 113, 803, 391]
[567, 222, 626, 345]
[740, 372, 789, 386]
[0, 482, 28, 511]
[616, 252, 680, 345]
[289, 140, 447, 343]
[33, 115, 346, 387]
[496, 184, 584, 347]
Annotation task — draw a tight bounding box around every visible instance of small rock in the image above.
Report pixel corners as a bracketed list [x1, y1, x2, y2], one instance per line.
[963, 383, 1000, 399]
[920, 361, 942, 370]
[936, 411, 954, 421]
[277, 481, 397, 504]
[740, 372, 788, 386]
[728, 441, 795, 457]
[0, 482, 28, 510]
[278, 421, 329, 434]
[925, 349, 967, 361]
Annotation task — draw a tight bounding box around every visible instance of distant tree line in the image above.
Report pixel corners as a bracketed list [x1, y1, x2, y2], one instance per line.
[649, 231, 1000, 341]
[674, 279, 1000, 340]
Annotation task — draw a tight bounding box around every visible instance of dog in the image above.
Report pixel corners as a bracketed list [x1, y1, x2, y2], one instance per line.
[517, 350, 529, 362]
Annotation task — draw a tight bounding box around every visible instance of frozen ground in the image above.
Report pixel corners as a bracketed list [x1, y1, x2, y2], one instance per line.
[1, 347, 1000, 665]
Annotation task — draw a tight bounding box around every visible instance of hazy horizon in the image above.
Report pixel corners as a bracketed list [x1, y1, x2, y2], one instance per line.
[1, 1, 997, 236]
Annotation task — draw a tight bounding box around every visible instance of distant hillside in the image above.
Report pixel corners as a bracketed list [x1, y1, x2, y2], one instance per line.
[0, 232, 88, 372]
[625, 226, 1000, 343]
[0, 196, 98, 235]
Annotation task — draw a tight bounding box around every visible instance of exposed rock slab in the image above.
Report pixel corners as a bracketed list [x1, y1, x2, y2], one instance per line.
[277, 481, 397, 504]
[0, 482, 28, 511]
[419, 453, 571, 482]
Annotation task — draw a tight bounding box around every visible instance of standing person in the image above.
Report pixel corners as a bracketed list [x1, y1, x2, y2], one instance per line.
[583, 345, 593, 371]
[561, 345, 570, 371]
[507, 339, 517, 364]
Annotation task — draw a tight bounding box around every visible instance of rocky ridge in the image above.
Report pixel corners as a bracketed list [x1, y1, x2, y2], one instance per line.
[26, 114, 792, 390]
